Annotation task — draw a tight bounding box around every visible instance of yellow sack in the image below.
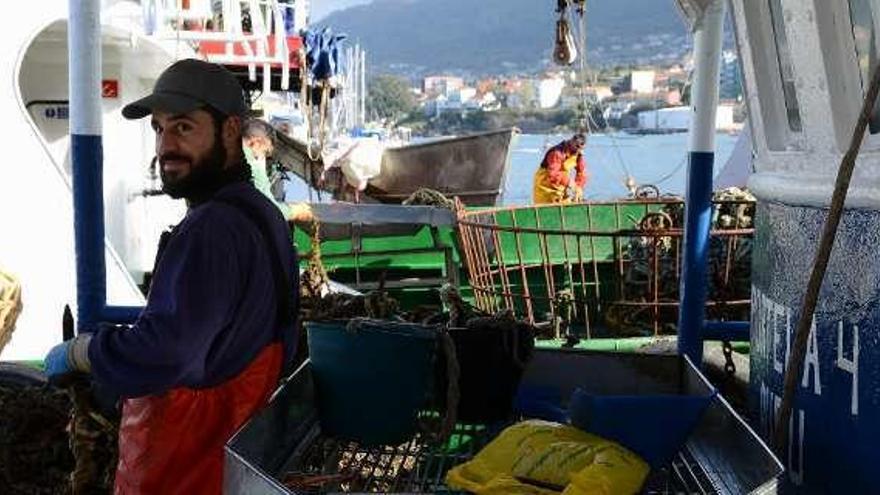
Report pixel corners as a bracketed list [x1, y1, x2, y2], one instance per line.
[446, 420, 649, 495]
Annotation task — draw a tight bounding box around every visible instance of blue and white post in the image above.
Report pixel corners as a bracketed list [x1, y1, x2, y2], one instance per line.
[69, 0, 106, 333]
[677, 0, 725, 363]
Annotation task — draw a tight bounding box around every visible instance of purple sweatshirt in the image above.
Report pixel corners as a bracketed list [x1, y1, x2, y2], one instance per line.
[88, 181, 298, 398]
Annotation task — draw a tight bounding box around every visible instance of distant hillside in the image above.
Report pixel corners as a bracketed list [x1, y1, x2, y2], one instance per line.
[316, 0, 696, 77]
[311, 0, 372, 21]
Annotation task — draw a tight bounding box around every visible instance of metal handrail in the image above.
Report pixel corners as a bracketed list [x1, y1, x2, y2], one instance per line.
[147, 0, 297, 91]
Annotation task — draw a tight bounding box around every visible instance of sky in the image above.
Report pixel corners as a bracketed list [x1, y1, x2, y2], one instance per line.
[310, 0, 373, 21]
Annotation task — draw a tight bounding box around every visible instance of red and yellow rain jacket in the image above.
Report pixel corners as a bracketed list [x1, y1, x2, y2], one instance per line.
[533, 142, 588, 204]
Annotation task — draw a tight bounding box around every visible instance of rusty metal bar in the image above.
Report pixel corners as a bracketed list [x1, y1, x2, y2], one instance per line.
[575, 232, 591, 338]
[481, 287, 555, 304]
[557, 205, 573, 264]
[476, 214, 499, 312]
[455, 199, 753, 221]
[458, 198, 683, 217]
[534, 208, 557, 327]
[465, 220, 492, 312]
[453, 202, 479, 307]
[492, 211, 515, 311]
[652, 236, 660, 336]
[723, 234, 735, 288]
[455, 220, 754, 238]
[557, 205, 577, 324]
[539, 232, 558, 329]
[586, 203, 602, 307]
[510, 213, 535, 323]
[466, 215, 490, 312]
[614, 203, 626, 303]
[456, 220, 485, 310]
[474, 213, 499, 313]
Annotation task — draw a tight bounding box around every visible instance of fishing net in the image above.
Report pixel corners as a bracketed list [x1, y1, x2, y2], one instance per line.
[612, 188, 755, 333]
[0, 385, 73, 494]
[402, 188, 455, 209]
[0, 380, 119, 495]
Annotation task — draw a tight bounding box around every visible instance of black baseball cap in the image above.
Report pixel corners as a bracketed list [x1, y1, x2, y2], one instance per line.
[122, 58, 247, 120]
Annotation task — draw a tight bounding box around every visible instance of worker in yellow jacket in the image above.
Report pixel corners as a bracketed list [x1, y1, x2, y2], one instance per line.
[533, 133, 589, 204]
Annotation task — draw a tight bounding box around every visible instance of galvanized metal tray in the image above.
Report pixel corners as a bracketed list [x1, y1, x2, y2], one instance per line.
[224, 350, 783, 494]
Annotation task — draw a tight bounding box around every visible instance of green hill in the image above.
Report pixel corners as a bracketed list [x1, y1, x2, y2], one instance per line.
[316, 0, 694, 76]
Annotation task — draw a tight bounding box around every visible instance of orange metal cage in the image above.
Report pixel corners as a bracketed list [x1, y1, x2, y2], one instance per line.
[455, 198, 754, 339]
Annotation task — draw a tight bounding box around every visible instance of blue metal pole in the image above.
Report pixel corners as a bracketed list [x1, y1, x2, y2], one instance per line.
[677, 0, 725, 363]
[102, 305, 144, 323]
[69, 0, 106, 333]
[703, 320, 750, 342]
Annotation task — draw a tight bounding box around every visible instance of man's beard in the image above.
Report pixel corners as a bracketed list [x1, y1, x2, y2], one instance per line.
[160, 138, 228, 200]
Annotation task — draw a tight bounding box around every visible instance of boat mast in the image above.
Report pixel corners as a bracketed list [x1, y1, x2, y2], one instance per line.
[360, 47, 366, 127]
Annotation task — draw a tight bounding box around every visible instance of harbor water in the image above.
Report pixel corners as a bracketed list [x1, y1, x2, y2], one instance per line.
[503, 132, 738, 204]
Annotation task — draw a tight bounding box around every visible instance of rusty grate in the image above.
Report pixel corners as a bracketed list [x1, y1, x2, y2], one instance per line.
[281, 423, 719, 494]
[455, 198, 754, 338]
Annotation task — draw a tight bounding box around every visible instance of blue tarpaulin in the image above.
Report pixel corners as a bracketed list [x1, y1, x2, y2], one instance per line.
[303, 27, 347, 82]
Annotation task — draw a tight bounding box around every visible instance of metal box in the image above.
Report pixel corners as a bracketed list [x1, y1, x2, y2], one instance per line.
[225, 349, 783, 494]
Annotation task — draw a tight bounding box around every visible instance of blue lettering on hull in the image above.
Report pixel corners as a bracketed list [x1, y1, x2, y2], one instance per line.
[750, 201, 880, 493]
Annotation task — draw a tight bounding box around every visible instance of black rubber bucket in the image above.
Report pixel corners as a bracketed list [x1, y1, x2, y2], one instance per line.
[436, 319, 535, 423]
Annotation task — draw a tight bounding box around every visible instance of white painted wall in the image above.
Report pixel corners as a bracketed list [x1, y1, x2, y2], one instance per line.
[0, 2, 187, 360]
[636, 105, 735, 130]
[731, 0, 880, 208]
[631, 70, 655, 94]
[538, 77, 565, 109]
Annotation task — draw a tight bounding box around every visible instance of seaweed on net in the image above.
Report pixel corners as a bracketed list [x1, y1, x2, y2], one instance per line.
[609, 189, 755, 333]
[401, 188, 455, 209]
[65, 380, 119, 494]
[298, 216, 402, 323]
[0, 379, 119, 495]
[300, 219, 330, 302]
[438, 283, 482, 328]
[0, 385, 73, 495]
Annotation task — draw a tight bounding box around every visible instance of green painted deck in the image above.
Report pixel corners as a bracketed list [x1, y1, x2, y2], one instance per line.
[481, 202, 664, 266]
[293, 201, 667, 273]
[294, 225, 459, 271]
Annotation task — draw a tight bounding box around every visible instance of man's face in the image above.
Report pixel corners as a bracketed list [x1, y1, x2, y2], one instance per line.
[152, 109, 227, 199]
[570, 137, 586, 153]
[244, 135, 274, 160]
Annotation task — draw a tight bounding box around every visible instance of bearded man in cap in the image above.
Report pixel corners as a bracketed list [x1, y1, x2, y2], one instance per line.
[43, 59, 299, 493]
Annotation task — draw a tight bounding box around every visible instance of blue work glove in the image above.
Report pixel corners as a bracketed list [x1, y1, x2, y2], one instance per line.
[44, 341, 73, 378]
[44, 334, 92, 379]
